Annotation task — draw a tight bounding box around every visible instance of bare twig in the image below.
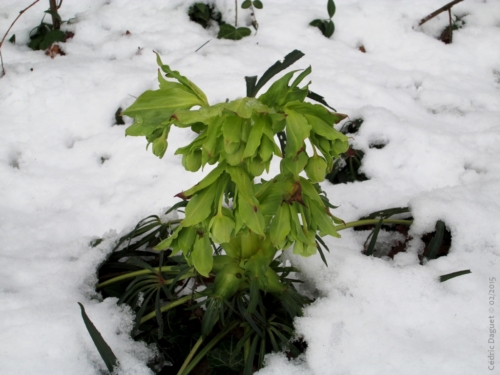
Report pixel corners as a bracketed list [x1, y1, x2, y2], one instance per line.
[234, 0, 238, 27]
[418, 0, 463, 26]
[0, 0, 41, 77]
[250, 5, 259, 32]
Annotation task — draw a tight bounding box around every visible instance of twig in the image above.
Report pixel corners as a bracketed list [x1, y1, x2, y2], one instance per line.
[235, 0, 238, 27]
[195, 39, 211, 53]
[0, 0, 41, 77]
[418, 0, 463, 26]
[250, 5, 259, 32]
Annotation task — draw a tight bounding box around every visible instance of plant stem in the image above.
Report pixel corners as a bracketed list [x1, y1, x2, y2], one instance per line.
[140, 292, 204, 324]
[97, 267, 194, 289]
[0, 0, 41, 77]
[181, 320, 240, 375]
[177, 336, 203, 375]
[49, 0, 61, 29]
[418, 0, 463, 26]
[335, 219, 413, 232]
[235, 0, 238, 27]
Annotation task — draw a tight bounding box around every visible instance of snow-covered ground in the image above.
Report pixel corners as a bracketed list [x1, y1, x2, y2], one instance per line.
[1, 0, 499, 374]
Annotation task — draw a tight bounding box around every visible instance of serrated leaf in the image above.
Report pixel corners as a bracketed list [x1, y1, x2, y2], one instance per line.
[156, 53, 208, 105]
[218, 24, 252, 41]
[123, 89, 202, 130]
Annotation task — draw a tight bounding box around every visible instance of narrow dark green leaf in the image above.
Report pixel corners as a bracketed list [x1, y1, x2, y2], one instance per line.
[427, 220, 445, 260]
[440, 270, 471, 282]
[8, 34, 15, 44]
[78, 303, 118, 373]
[250, 50, 305, 97]
[327, 0, 336, 18]
[245, 76, 258, 97]
[244, 334, 259, 375]
[315, 240, 328, 266]
[365, 218, 383, 256]
[307, 91, 336, 111]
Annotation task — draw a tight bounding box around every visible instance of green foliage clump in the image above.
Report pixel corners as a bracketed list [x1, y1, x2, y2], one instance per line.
[310, 0, 336, 38]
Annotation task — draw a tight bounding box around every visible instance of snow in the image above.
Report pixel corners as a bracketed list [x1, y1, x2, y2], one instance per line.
[1, 0, 499, 374]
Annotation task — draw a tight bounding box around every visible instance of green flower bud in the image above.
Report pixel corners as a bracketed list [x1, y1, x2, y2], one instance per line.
[247, 155, 266, 177]
[182, 149, 202, 172]
[209, 214, 235, 244]
[305, 154, 327, 183]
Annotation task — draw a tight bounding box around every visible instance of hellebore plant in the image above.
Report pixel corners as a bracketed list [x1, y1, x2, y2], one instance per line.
[118, 50, 349, 373]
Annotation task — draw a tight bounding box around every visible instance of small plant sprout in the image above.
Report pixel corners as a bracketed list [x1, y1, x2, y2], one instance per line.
[310, 0, 336, 38]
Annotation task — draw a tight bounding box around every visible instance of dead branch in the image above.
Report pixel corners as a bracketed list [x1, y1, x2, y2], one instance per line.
[418, 0, 464, 26]
[0, 0, 41, 77]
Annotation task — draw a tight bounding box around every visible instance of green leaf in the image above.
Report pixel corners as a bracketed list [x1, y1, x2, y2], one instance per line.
[310, 19, 324, 28]
[249, 50, 305, 97]
[8, 34, 15, 44]
[284, 107, 311, 156]
[238, 196, 266, 236]
[310, 200, 340, 238]
[192, 232, 213, 277]
[440, 270, 471, 282]
[307, 90, 336, 111]
[323, 20, 335, 38]
[182, 182, 218, 227]
[177, 163, 226, 199]
[227, 166, 258, 205]
[241, 0, 252, 9]
[327, 0, 336, 18]
[39, 29, 65, 50]
[426, 220, 445, 260]
[282, 151, 308, 176]
[218, 24, 252, 41]
[270, 203, 291, 247]
[253, 0, 263, 9]
[364, 218, 383, 256]
[243, 114, 266, 158]
[258, 70, 296, 108]
[156, 53, 209, 105]
[223, 114, 244, 143]
[210, 214, 235, 244]
[78, 303, 118, 373]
